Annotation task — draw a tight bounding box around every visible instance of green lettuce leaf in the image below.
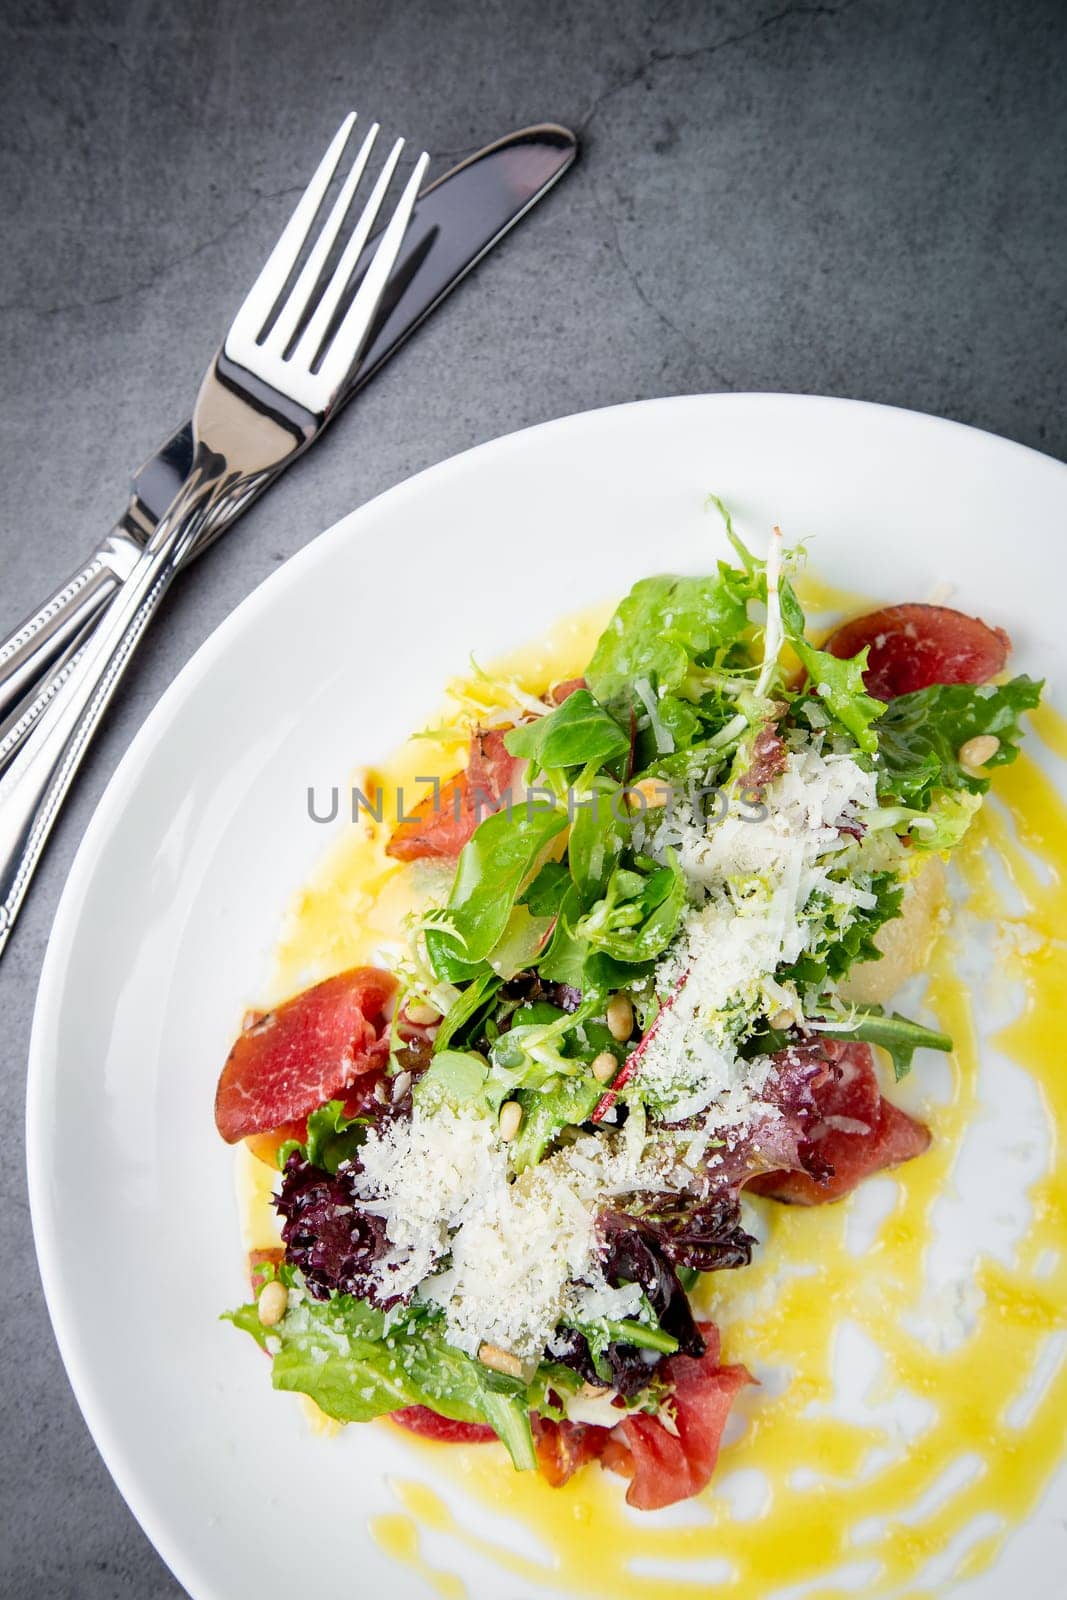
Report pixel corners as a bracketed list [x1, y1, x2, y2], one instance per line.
[777, 872, 903, 995]
[226, 1294, 535, 1469]
[504, 689, 629, 777]
[575, 850, 687, 964]
[586, 570, 755, 760]
[568, 788, 630, 904]
[588, 573, 751, 705]
[425, 804, 568, 980]
[433, 970, 502, 1054]
[508, 1076, 603, 1172]
[413, 1049, 490, 1111]
[277, 1099, 366, 1173]
[875, 676, 1042, 808]
[777, 579, 884, 753]
[911, 791, 983, 852]
[792, 640, 886, 754]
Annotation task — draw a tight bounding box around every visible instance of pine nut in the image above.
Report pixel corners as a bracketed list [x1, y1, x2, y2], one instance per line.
[606, 993, 634, 1042]
[958, 734, 1000, 772]
[478, 1342, 524, 1378]
[591, 1050, 618, 1082]
[499, 1100, 523, 1141]
[404, 997, 440, 1026]
[768, 1008, 795, 1031]
[258, 1279, 288, 1328]
[629, 778, 669, 810]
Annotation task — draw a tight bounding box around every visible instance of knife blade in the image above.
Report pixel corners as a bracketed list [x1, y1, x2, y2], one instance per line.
[0, 124, 577, 739]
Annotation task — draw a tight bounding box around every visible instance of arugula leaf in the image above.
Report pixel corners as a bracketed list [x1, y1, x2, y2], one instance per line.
[876, 676, 1042, 808]
[525, 1361, 584, 1421]
[817, 1007, 952, 1081]
[777, 573, 807, 639]
[276, 1099, 366, 1173]
[504, 689, 629, 776]
[565, 1313, 679, 1364]
[706, 493, 757, 574]
[576, 1317, 680, 1357]
[425, 804, 568, 979]
[227, 1294, 535, 1469]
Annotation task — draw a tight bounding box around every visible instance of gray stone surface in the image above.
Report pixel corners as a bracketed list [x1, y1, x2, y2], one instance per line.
[0, 0, 1064, 1594]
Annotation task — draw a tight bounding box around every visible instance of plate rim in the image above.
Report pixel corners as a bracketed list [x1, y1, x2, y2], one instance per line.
[25, 390, 1067, 1598]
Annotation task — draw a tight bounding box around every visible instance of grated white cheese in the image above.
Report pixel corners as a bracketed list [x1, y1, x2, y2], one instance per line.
[639, 745, 876, 1123]
[352, 1111, 690, 1361]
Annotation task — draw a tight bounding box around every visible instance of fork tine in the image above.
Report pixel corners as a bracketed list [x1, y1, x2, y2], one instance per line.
[266, 122, 381, 356]
[229, 111, 356, 343]
[313, 150, 431, 399]
[291, 136, 406, 370]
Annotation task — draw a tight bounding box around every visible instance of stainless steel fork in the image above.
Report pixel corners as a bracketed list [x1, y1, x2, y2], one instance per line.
[0, 114, 428, 959]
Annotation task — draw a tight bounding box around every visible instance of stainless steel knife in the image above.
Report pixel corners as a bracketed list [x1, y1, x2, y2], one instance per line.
[0, 124, 577, 747]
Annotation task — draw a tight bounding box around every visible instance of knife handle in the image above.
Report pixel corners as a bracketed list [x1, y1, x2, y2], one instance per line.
[0, 533, 135, 725]
[0, 474, 216, 958]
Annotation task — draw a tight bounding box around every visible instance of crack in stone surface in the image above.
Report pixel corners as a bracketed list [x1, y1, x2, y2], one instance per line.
[0, 185, 307, 318]
[580, 0, 863, 131]
[587, 180, 735, 390]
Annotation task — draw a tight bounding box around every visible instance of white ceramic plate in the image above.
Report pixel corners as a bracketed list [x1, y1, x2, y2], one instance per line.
[27, 395, 1067, 1599]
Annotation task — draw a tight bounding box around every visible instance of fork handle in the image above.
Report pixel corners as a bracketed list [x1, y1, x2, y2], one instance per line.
[0, 484, 211, 958]
[0, 532, 138, 725]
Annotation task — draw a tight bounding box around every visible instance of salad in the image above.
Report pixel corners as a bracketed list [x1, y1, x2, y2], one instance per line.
[215, 512, 1040, 1511]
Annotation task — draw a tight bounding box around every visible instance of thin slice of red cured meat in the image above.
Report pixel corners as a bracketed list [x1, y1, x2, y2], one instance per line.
[824, 603, 1010, 700]
[747, 1040, 930, 1205]
[386, 727, 524, 862]
[548, 677, 587, 706]
[214, 967, 397, 1143]
[737, 723, 789, 794]
[391, 1406, 496, 1444]
[602, 1323, 754, 1510]
[529, 1323, 752, 1509]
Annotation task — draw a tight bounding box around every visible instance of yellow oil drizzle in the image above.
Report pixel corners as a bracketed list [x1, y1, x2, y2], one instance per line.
[239, 594, 1067, 1598]
[371, 1510, 466, 1600]
[794, 569, 875, 621]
